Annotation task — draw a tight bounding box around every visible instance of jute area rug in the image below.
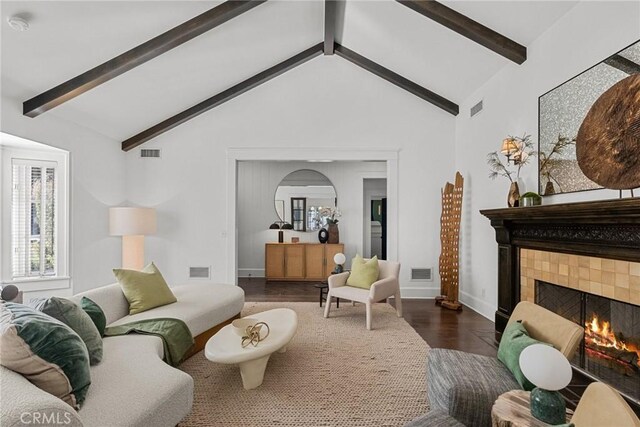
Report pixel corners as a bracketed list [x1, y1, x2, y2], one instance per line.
[179, 302, 429, 427]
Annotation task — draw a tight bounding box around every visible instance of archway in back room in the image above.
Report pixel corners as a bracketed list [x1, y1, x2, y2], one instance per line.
[225, 148, 398, 285]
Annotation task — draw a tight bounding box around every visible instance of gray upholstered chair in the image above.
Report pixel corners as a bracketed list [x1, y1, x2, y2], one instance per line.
[406, 301, 584, 427]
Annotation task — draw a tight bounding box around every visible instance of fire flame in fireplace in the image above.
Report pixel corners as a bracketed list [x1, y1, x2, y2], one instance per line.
[585, 315, 640, 367]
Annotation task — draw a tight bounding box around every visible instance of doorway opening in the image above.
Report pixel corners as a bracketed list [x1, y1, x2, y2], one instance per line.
[363, 178, 387, 260]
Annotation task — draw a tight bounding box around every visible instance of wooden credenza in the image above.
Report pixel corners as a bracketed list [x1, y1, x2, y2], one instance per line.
[265, 243, 344, 281]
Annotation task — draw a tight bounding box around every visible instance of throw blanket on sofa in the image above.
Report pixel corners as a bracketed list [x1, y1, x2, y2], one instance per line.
[104, 318, 194, 366]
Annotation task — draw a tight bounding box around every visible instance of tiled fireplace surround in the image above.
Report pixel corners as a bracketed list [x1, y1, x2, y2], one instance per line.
[482, 198, 640, 407]
[520, 249, 640, 305]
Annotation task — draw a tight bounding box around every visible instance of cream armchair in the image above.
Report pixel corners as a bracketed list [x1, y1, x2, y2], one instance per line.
[571, 382, 640, 427]
[323, 260, 401, 330]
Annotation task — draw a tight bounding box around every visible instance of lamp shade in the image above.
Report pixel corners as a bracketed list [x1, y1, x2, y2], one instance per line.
[334, 253, 346, 265]
[519, 344, 572, 391]
[109, 207, 157, 236]
[501, 138, 519, 155]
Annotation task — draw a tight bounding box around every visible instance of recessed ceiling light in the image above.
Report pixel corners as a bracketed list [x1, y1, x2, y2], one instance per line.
[307, 160, 334, 163]
[7, 16, 29, 32]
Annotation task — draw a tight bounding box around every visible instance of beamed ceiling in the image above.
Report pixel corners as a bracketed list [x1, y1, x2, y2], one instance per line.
[1, 0, 580, 151]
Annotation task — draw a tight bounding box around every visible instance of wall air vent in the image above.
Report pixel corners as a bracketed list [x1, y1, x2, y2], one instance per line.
[140, 148, 161, 158]
[470, 100, 483, 117]
[411, 268, 433, 281]
[189, 267, 210, 279]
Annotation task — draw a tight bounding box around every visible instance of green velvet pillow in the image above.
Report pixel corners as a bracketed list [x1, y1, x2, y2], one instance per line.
[114, 262, 177, 315]
[0, 302, 91, 409]
[31, 297, 103, 365]
[80, 297, 107, 337]
[498, 321, 544, 391]
[347, 255, 380, 289]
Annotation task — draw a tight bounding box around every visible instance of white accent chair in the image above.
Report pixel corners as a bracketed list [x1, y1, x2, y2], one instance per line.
[323, 260, 402, 330]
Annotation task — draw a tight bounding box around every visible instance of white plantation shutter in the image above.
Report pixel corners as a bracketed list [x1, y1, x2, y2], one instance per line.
[11, 159, 57, 279]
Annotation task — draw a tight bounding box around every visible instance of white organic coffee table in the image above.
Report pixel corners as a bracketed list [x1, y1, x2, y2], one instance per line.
[205, 308, 298, 390]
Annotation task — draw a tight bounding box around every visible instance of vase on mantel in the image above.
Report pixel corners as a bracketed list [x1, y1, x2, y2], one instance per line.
[508, 182, 520, 207]
[327, 223, 339, 244]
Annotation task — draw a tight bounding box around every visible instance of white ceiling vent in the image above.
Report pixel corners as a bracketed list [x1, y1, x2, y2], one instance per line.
[189, 267, 210, 279]
[140, 148, 161, 158]
[470, 100, 483, 117]
[411, 268, 433, 281]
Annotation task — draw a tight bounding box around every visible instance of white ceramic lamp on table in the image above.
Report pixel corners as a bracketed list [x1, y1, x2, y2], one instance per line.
[519, 343, 573, 425]
[109, 207, 157, 270]
[332, 253, 346, 274]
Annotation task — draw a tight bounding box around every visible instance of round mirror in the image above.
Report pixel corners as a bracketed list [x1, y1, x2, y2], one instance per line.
[274, 169, 337, 232]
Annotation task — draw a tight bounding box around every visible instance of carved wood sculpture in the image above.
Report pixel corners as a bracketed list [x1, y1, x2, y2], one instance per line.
[437, 172, 464, 311]
[576, 74, 640, 192]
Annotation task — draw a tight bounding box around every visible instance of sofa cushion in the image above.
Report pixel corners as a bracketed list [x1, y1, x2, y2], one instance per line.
[31, 297, 103, 365]
[81, 297, 107, 337]
[79, 334, 193, 427]
[72, 284, 130, 326]
[347, 255, 379, 289]
[497, 321, 543, 391]
[0, 302, 91, 410]
[114, 263, 177, 315]
[108, 283, 245, 336]
[0, 366, 83, 427]
[428, 348, 520, 427]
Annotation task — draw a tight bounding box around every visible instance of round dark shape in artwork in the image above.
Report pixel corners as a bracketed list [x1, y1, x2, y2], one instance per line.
[576, 74, 640, 190]
[318, 228, 329, 244]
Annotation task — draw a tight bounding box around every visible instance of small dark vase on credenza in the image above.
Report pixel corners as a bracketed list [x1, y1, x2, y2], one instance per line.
[327, 223, 339, 244]
[318, 228, 329, 244]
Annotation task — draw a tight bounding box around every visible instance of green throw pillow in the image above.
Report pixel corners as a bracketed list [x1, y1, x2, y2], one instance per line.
[31, 297, 103, 365]
[0, 302, 91, 409]
[498, 321, 545, 391]
[347, 255, 380, 289]
[80, 297, 107, 337]
[114, 262, 177, 315]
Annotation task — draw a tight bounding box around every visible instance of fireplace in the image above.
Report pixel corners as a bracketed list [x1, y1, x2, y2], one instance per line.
[481, 199, 640, 407]
[537, 280, 640, 403]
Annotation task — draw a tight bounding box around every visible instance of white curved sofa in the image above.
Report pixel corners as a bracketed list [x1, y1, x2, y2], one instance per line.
[1, 282, 245, 427]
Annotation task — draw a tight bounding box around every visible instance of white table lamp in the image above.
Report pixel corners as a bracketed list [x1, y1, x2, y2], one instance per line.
[109, 207, 156, 270]
[333, 253, 346, 274]
[519, 343, 572, 424]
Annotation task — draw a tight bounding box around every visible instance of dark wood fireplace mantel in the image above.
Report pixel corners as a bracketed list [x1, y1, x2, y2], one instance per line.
[480, 198, 640, 335]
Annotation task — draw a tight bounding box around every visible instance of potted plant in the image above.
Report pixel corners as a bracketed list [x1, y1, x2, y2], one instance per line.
[539, 135, 576, 195]
[521, 192, 542, 207]
[487, 134, 536, 207]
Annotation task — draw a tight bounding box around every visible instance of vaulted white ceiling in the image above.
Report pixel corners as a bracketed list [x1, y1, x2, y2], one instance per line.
[1, 0, 578, 143]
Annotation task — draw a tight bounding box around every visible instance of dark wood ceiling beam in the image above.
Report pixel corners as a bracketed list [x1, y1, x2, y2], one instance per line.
[396, 0, 526, 64]
[334, 43, 458, 115]
[604, 54, 640, 75]
[23, 0, 266, 118]
[324, 0, 337, 54]
[121, 43, 324, 152]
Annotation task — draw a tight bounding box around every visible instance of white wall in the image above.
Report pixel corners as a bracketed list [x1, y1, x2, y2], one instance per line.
[237, 160, 386, 276]
[125, 56, 456, 297]
[454, 1, 640, 319]
[1, 77, 127, 293]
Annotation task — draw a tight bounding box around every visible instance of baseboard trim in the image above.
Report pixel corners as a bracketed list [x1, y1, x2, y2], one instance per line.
[238, 268, 265, 278]
[459, 291, 495, 321]
[398, 286, 441, 299]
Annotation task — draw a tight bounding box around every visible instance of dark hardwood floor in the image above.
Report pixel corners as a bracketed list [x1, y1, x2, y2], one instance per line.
[238, 277, 498, 357]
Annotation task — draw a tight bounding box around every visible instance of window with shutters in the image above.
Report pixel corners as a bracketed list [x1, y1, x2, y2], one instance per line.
[1, 134, 69, 291]
[11, 160, 58, 278]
